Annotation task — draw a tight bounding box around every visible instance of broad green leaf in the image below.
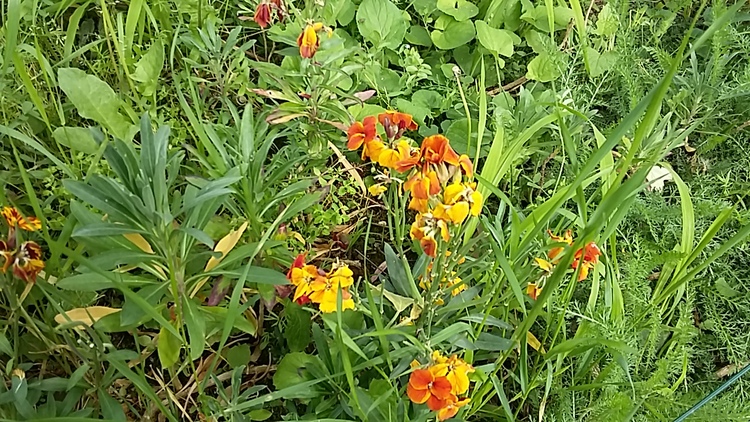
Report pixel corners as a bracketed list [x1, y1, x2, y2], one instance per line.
[98, 390, 127, 421]
[593, 4, 618, 37]
[56, 273, 157, 291]
[284, 302, 312, 352]
[131, 40, 164, 96]
[157, 324, 182, 368]
[57, 68, 136, 141]
[436, 0, 479, 21]
[585, 47, 617, 77]
[431, 19, 475, 50]
[475, 21, 514, 57]
[248, 409, 273, 421]
[53, 127, 98, 154]
[225, 344, 252, 367]
[405, 25, 433, 47]
[526, 51, 565, 82]
[272, 352, 322, 398]
[356, 0, 408, 50]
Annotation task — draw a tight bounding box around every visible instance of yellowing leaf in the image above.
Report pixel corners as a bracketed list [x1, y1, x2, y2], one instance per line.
[527, 331, 546, 353]
[205, 222, 248, 272]
[328, 140, 367, 195]
[124, 233, 154, 254]
[54, 306, 120, 327]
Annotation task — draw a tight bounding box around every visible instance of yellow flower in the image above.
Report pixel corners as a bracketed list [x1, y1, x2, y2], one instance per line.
[547, 230, 573, 261]
[429, 354, 474, 395]
[534, 257, 554, 273]
[368, 184, 387, 197]
[447, 276, 466, 296]
[433, 182, 483, 224]
[290, 264, 324, 302]
[309, 264, 355, 313]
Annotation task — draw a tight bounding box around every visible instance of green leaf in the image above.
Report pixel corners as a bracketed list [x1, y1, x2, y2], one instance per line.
[526, 51, 564, 82]
[593, 4, 618, 37]
[436, 0, 479, 21]
[474, 332, 513, 351]
[53, 127, 99, 154]
[475, 21, 514, 57]
[157, 324, 182, 368]
[224, 344, 252, 367]
[272, 352, 322, 398]
[131, 40, 164, 97]
[384, 243, 409, 296]
[284, 302, 312, 352]
[98, 390, 127, 421]
[356, 0, 408, 50]
[183, 297, 206, 361]
[248, 409, 273, 421]
[67, 363, 90, 391]
[57, 68, 136, 141]
[56, 273, 157, 292]
[585, 47, 617, 77]
[405, 25, 433, 47]
[431, 19, 475, 50]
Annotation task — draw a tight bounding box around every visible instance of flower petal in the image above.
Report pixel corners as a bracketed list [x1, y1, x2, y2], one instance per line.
[407, 383, 431, 404]
[409, 369, 434, 390]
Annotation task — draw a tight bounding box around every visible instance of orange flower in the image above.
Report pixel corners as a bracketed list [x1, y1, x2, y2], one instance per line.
[437, 396, 470, 421]
[1, 240, 44, 283]
[420, 135, 460, 166]
[407, 369, 453, 410]
[572, 241, 601, 281]
[526, 282, 542, 300]
[254, 2, 272, 28]
[347, 116, 378, 150]
[404, 170, 440, 201]
[297, 22, 325, 59]
[378, 111, 417, 140]
[2, 207, 41, 232]
[547, 230, 573, 261]
[429, 352, 474, 395]
[458, 154, 473, 178]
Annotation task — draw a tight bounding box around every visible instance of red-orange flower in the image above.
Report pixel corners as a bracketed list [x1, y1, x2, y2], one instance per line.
[378, 111, 417, 140]
[254, 2, 272, 28]
[421, 135, 460, 166]
[346, 116, 378, 150]
[270, 0, 285, 21]
[572, 241, 601, 281]
[407, 369, 453, 409]
[437, 396, 471, 421]
[286, 252, 307, 280]
[1, 241, 44, 283]
[2, 207, 41, 232]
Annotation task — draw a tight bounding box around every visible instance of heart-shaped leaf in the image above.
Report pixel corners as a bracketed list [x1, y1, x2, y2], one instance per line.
[431, 20, 475, 50]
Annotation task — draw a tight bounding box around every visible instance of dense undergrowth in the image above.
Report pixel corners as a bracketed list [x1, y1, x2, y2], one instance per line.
[1, 0, 749, 421]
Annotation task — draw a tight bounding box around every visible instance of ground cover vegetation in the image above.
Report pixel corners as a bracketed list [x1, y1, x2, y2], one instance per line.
[0, 0, 749, 420]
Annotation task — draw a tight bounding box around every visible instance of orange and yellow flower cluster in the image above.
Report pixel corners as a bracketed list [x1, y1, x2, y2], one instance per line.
[528, 230, 601, 299]
[347, 111, 482, 257]
[1, 207, 44, 283]
[286, 253, 355, 313]
[407, 351, 474, 420]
